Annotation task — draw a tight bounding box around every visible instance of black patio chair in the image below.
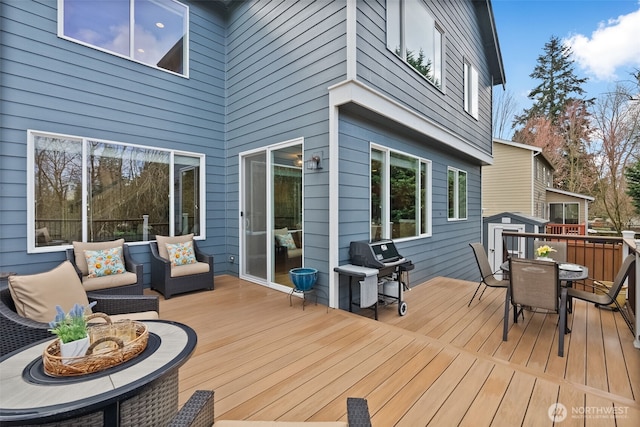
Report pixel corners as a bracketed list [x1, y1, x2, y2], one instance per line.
[568, 253, 635, 334]
[504, 257, 568, 357]
[468, 242, 509, 306]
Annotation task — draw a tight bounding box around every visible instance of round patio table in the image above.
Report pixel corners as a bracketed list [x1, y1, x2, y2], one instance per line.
[0, 320, 196, 426]
[500, 260, 588, 282]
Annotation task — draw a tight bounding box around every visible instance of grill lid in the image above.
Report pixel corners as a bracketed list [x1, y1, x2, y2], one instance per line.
[349, 239, 403, 268]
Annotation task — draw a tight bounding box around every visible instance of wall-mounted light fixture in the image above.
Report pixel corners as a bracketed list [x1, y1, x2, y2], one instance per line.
[306, 154, 322, 170]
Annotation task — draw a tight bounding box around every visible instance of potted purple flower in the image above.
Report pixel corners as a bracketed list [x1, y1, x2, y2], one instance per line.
[48, 302, 96, 363]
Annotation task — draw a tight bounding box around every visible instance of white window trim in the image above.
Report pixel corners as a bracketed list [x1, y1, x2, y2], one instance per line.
[370, 143, 432, 241]
[57, 0, 190, 78]
[386, 0, 444, 90]
[447, 166, 468, 221]
[463, 60, 478, 119]
[27, 130, 205, 253]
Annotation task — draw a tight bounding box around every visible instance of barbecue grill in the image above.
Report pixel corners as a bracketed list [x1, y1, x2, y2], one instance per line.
[348, 239, 414, 316]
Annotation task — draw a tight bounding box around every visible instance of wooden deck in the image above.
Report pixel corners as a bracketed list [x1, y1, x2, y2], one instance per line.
[151, 275, 640, 426]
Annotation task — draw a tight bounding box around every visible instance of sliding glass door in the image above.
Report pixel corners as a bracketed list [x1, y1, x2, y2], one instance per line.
[240, 141, 303, 290]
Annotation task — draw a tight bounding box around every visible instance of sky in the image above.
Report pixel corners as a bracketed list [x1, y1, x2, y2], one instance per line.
[491, 0, 640, 116]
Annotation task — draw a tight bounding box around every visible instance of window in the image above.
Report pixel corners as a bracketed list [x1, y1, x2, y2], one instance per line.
[387, 0, 442, 88]
[463, 60, 478, 119]
[371, 146, 431, 240]
[448, 167, 467, 220]
[549, 203, 579, 224]
[28, 130, 204, 252]
[58, 0, 189, 76]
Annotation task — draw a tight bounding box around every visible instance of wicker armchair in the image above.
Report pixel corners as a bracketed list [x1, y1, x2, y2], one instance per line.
[150, 240, 214, 299]
[168, 390, 372, 427]
[66, 243, 144, 295]
[0, 287, 159, 357]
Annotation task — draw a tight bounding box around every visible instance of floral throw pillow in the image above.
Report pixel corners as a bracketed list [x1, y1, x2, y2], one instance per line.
[275, 233, 297, 250]
[84, 247, 126, 278]
[166, 241, 197, 267]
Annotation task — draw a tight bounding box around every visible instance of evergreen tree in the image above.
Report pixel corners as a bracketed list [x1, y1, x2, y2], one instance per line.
[513, 36, 595, 195]
[625, 161, 640, 215]
[515, 36, 591, 126]
[625, 162, 640, 217]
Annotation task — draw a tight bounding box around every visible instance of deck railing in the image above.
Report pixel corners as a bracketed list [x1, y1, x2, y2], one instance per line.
[502, 231, 639, 348]
[35, 218, 170, 245]
[545, 223, 586, 235]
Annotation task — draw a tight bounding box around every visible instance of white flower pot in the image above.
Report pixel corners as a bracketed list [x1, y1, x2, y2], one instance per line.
[60, 336, 89, 364]
[536, 257, 554, 262]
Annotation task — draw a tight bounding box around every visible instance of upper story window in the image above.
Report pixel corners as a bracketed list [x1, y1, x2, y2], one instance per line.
[448, 167, 467, 220]
[28, 130, 205, 253]
[58, 0, 189, 76]
[371, 145, 432, 240]
[463, 60, 478, 119]
[387, 0, 442, 88]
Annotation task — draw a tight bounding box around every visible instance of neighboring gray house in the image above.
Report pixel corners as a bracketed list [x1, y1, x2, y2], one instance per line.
[0, 0, 504, 310]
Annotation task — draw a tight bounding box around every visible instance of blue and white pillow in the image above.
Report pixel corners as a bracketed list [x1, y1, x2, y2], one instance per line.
[84, 247, 125, 278]
[165, 241, 197, 267]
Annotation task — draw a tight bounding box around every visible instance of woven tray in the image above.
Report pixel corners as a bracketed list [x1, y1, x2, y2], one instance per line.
[42, 314, 148, 377]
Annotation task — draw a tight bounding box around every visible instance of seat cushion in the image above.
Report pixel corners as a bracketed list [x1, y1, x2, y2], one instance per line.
[170, 261, 210, 278]
[35, 227, 51, 244]
[8, 261, 92, 323]
[286, 248, 303, 259]
[73, 239, 125, 276]
[156, 234, 194, 261]
[88, 311, 159, 323]
[273, 227, 289, 236]
[214, 421, 347, 427]
[81, 271, 139, 292]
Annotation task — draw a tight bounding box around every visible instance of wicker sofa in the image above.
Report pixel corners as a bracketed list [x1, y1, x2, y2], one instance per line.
[150, 236, 214, 299]
[0, 286, 159, 357]
[168, 391, 372, 427]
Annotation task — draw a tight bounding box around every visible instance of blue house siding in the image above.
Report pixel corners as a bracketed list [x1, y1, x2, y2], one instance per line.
[224, 0, 347, 290]
[336, 108, 481, 309]
[354, 0, 494, 156]
[0, 0, 227, 280]
[1, 0, 503, 310]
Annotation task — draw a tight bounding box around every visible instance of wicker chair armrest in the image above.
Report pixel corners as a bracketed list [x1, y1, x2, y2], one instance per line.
[347, 397, 372, 427]
[0, 297, 47, 330]
[193, 241, 214, 266]
[167, 390, 214, 427]
[150, 242, 171, 265]
[65, 248, 84, 281]
[0, 288, 52, 356]
[149, 241, 173, 278]
[87, 293, 159, 315]
[122, 244, 144, 283]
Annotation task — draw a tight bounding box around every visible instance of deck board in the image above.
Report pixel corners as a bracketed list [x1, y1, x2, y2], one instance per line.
[150, 274, 640, 425]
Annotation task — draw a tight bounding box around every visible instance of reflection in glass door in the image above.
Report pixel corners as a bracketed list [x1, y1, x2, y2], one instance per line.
[241, 152, 267, 280]
[240, 142, 302, 290]
[271, 145, 303, 288]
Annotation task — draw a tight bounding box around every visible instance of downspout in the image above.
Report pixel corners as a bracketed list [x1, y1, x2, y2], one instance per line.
[532, 151, 540, 218]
